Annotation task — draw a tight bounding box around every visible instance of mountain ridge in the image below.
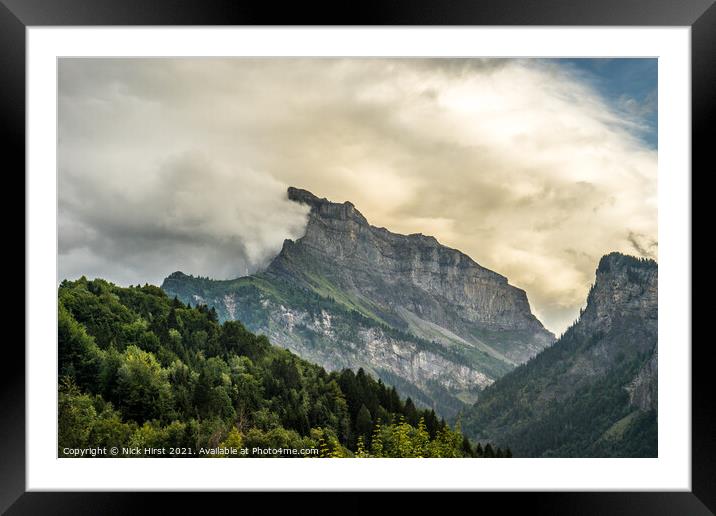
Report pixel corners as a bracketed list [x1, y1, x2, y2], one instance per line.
[270, 187, 554, 349]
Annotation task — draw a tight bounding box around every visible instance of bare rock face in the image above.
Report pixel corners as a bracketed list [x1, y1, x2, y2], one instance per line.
[572, 253, 658, 387]
[627, 351, 658, 412]
[579, 252, 658, 337]
[259, 302, 493, 393]
[269, 188, 555, 363]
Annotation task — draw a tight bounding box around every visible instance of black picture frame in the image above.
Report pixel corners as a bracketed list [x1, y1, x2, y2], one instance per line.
[4, 0, 711, 513]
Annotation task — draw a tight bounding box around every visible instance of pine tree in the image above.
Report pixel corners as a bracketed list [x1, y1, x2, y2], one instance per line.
[403, 398, 419, 426]
[393, 416, 413, 457]
[330, 437, 344, 458]
[355, 404, 373, 442]
[461, 436, 474, 457]
[389, 386, 401, 413]
[413, 417, 430, 457]
[318, 435, 331, 458]
[371, 419, 384, 458]
[484, 443, 495, 458]
[355, 436, 369, 458]
[167, 307, 179, 330]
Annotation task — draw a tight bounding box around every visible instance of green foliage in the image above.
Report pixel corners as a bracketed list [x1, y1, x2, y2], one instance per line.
[58, 278, 497, 458]
[355, 404, 373, 442]
[115, 345, 174, 423]
[58, 304, 103, 391]
[218, 427, 244, 457]
[58, 377, 99, 450]
[58, 377, 137, 456]
[355, 415, 486, 458]
[355, 436, 369, 458]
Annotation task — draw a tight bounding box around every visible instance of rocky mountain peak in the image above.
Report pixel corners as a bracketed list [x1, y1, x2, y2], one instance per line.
[597, 252, 657, 274]
[287, 186, 368, 225]
[285, 187, 496, 274]
[272, 187, 555, 364]
[580, 252, 657, 335]
[287, 186, 323, 206]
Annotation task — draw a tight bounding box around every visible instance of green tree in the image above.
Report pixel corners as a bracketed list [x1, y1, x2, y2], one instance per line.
[371, 420, 384, 457]
[413, 417, 430, 457]
[462, 436, 474, 457]
[116, 345, 174, 423]
[58, 304, 103, 391]
[389, 416, 414, 457]
[58, 377, 97, 452]
[218, 427, 244, 457]
[355, 436, 369, 458]
[89, 404, 135, 451]
[484, 443, 495, 458]
[129, 421, 170, 453]
[355, 404, 373, 442]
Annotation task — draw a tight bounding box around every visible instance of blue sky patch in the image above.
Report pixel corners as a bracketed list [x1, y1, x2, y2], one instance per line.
[544, 58, 658, 149]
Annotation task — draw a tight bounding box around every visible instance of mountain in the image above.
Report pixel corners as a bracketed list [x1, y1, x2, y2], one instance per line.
[274, 187, 554, 363]
[162, 187, 555, 418]
[461, 252, 658, 457]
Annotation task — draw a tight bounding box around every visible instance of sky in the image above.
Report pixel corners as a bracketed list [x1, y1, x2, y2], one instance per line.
[58, 58, 657, 335]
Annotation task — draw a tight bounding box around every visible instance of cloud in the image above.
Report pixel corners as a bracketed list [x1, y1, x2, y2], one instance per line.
[59, 151, 309, 284]
[58, 58, 657, 335]
[627, 231, 658, 259]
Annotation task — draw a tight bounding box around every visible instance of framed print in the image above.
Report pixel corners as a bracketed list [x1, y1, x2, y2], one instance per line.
[5, 0, 712, 513]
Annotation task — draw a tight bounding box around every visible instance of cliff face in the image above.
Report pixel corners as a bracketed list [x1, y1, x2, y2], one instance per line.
[163, 187, 555, 418]
[268, 187, 554, 363]
[462, 252, 658, 457]
[627, 351, 658, 412]
[579, 252, 658, 337]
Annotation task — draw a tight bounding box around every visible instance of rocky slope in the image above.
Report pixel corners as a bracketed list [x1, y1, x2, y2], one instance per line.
[461, 252, 658, 457]
[162, 187, 555, 418]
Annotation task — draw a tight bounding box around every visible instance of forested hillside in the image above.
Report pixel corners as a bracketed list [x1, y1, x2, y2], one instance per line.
[58, 277, 510, 458]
